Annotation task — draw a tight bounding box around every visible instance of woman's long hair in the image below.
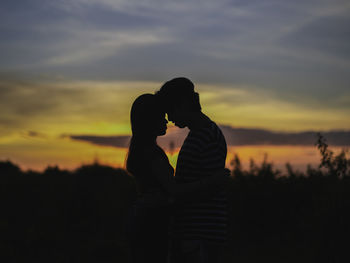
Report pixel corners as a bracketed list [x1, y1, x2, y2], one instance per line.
[126, 94, 162, 176]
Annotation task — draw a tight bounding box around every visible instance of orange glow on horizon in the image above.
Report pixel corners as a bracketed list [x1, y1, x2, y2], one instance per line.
[1, 79, 349, 172]
[2, 138, 348, 174]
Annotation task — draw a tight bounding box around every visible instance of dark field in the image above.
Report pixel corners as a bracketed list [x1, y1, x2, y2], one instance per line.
[1, 136, 349, 263]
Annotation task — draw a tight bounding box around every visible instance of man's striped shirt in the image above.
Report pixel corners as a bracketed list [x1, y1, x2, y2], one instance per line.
[172, 121, 228, 242]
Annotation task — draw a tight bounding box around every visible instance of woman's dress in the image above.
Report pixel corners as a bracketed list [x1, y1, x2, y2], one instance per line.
[126, 146, 174, 263]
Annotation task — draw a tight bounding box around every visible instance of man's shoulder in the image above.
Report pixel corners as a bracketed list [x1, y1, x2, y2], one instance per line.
[182, 121, 226, 152]
[192, 121, 223, 140]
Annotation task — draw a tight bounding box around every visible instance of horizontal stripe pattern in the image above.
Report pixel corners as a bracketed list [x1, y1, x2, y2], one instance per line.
[172, 121, 228, 242]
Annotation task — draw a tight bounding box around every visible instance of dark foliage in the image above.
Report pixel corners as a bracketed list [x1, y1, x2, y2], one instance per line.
[0, 161, 137, 262]
[0, 134, 349, 262]
[223, 133, 350, 262]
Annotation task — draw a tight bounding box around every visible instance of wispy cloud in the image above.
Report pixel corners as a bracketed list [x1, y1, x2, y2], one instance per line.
[2, 0, 349, 89]
[0, 0, 349, 135]
[1, 76, 349, 142]
[44, 28, 171, 66]
[67, 125, 350, 149]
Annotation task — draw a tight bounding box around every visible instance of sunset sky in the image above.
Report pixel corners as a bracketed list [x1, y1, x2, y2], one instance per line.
[1, 0, 349, 171]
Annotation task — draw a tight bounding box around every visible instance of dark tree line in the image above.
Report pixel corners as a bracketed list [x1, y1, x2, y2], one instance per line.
[0, 162, 136, 262]
[0, 134, 349, 262]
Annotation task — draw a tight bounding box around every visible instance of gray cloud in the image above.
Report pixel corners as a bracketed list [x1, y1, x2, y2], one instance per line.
[70, 135, 130, 148]
[1, 0, 349, 123]
[0, 76, 84, 118]
[281, 15, 350, 59]
[68, 125, 350, 148]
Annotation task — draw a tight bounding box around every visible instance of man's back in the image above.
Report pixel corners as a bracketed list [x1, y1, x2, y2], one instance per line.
[172, 120, 228, 242]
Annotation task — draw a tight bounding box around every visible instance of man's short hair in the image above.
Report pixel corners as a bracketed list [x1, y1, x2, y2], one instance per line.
[155, 77, 201, 112]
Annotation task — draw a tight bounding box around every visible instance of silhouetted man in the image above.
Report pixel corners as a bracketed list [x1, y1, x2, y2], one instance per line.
[156, 77, 228, 263]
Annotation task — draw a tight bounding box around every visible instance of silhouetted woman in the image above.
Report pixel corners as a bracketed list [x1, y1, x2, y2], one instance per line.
[126, 94, 227, 263]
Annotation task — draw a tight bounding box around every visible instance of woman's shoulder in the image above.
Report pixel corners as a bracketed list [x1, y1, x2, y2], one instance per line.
[151, 146, 174, 175]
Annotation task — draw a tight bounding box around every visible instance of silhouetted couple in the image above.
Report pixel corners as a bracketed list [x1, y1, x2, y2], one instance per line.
[126, 77, 229, 263]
